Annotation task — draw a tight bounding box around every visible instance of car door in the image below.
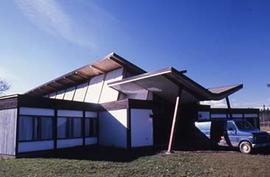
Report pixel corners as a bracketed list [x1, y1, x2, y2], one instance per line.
[226, 121, 239, 147]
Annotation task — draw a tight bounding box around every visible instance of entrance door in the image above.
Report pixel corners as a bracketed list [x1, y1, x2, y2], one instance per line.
[131, 109, 153, 147]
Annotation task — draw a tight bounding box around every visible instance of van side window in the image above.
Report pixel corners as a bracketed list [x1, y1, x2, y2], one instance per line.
[227, 122, 236, 131]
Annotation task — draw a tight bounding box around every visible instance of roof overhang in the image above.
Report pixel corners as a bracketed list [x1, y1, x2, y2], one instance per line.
[108, 67, 243, 103]
[26, 53, 145, 96]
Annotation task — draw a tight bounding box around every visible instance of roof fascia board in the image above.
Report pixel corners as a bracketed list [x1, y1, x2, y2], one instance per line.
[109, 53, 146, 74]
[108, 67, 173, 87]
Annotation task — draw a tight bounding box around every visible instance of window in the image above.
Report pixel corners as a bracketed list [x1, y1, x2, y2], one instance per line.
[85, 118, 97, 137]
[227, 122, 236, 131]
[19, 116, 53, 141]
[235, 120, 256, 131]
[40, 118, 53, 139]
[57, 117, 82, 139]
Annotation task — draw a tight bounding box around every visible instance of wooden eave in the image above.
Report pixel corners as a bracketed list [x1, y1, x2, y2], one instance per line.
[25, 53, 145, 96]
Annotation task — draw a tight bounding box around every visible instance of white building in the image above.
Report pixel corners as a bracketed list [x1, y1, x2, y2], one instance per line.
[0, 52, 259, 157]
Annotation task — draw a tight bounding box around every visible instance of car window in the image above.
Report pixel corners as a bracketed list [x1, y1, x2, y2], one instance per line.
[227, 122, 236, 131]
[235, 120, 256, 131]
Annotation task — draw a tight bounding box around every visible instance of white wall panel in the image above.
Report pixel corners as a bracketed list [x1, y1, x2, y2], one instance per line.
[49, 92, 57, 99]
[85, 75, 105, 103]
[131, 109, 153, 147]
[85, 137, 97, 145]
[73, 82, 89, 102]
[0, 109, 17, 155]
[55, 90, 66, 100]
[99, 68, 124, 103]
[20, 107, 54, 116]
[85, 111, 97, 118]
[57, 110, 83, 117]
[127, 90, 149, 100]
[99, 109, 127, 148]
[57, 138, 83, 148]
[18, 141, 54, 153]
[64, 87, 76, 101]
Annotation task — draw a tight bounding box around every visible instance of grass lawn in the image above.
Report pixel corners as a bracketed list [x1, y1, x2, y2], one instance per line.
[0, 147, 270, 177]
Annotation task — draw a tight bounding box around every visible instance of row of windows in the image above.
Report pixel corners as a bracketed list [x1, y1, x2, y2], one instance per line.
[19, 117, 52, 141]
[19, 116, 97, 142]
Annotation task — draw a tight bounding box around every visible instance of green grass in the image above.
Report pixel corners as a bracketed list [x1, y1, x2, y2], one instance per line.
[1, 148, 270, 177]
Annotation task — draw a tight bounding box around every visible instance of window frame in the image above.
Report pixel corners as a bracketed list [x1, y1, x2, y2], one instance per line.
[85, 117, 97, 138]
[57, 116, 83, 140]
[18, 115, 53, 142]
[226, 121, 236, 131]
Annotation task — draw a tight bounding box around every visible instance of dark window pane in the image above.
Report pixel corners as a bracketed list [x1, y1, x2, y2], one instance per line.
[57, 117, 82, 139]
[33, 118, 39, 140]
[58, 117, 67, 138]
[85, 119, 90, 137]
[73, 118, 81, 138]
[41, 118, 53, 139]
[227, 122, 236, 131]
[90, 119, 97, 137]
[85, 118, 97, 137]
[19, 116, 33, 141]
[19, 116, 53, 141]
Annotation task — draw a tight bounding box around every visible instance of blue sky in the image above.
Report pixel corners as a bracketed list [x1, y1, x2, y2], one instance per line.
[1, 0, 270, 108]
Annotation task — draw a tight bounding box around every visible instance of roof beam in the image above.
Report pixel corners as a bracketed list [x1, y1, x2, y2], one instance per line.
[46, 85, 58, 91]
[109, 54, 146, 74]
[91, 65, 106, 73]
[54, 80, 67, 85]
[52, 81, 63, 87]
[63, 76, 77, 84]
[74, 71, 89, 80]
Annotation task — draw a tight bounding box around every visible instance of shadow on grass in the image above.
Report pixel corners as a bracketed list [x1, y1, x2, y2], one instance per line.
[17, 146, 161, 162]
[171, 141, 270, 155]
[17, 143, 270, 162]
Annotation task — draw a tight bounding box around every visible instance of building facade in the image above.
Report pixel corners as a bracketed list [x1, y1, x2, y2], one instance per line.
[0, 53, 259, 157]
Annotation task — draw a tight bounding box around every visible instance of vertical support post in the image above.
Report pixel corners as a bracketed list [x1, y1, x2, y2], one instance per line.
[53, 109, 57, 150]
[166, 91, 181, 154]
[225, 97, 231, 109]
[226, 97, 232, 118]
[15, 107, 20, 156]
[82, 111, 86, 146]
[257, 111, 260, 129]
[127, 101, 131, 150]
[97, 111, 100, 145]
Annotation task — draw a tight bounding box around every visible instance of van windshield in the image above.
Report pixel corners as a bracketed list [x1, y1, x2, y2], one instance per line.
[234, 120, 257, 131]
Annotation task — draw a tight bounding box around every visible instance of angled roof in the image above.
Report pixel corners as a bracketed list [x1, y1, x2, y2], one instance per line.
[208, 85, 242, 94]
[108, 67, 243, 102]
[26, 53, 145, 96]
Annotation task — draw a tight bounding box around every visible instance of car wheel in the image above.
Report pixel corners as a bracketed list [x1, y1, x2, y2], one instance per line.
[239, 141, 252, 154]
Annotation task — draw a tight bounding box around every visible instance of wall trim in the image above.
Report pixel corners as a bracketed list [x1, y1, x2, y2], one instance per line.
[15, 107, 19, 156]
[127, 102, 131, 149]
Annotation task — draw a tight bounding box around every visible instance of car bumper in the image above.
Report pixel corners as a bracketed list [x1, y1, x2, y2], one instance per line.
[252, 142, 270, 148]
